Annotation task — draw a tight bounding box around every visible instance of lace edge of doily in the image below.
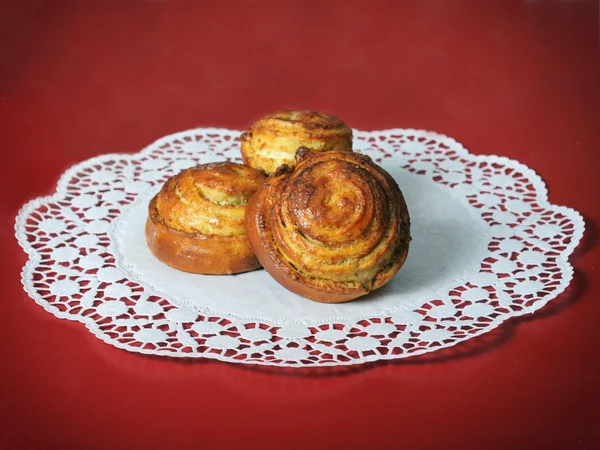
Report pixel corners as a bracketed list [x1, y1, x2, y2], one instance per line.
[14, 128, 586, 366]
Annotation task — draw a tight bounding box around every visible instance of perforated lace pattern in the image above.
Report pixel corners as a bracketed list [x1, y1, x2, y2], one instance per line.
[15, 128, 584, 366]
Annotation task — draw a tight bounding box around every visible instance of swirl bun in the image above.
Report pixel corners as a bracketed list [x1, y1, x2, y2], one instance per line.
[241, 110, 353, 174]
[245, 148, 411, 303]
[146, 162, 266, 274]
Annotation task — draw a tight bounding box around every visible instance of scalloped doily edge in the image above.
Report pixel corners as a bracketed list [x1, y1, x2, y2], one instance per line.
[14, 128, 585, 367]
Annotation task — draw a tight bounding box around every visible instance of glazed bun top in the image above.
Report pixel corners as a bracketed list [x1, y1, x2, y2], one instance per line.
[154, 161, 266, 237]
[241, 110, 353, 174]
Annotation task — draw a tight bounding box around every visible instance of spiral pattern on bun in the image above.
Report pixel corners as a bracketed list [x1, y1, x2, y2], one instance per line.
[241, 110, 353, 175]
[146, 162, 266, 274]
[245, 148, 411, 303]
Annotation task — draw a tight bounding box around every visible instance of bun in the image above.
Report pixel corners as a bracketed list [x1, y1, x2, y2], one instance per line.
[241, 110, 352, 174]
[146, 162, 266, 274]
[245, 148, 411, 303]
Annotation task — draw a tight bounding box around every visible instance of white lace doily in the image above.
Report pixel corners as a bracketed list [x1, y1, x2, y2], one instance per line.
[15, 128, 584, 367]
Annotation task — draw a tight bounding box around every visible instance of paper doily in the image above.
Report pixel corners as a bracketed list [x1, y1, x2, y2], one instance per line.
[15, 128, 584, 367]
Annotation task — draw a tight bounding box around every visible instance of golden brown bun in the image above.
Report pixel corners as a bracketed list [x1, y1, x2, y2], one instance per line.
[245, 148, 411, 303]
[240, 110, 353, 174]
[146, 161, 267, 274]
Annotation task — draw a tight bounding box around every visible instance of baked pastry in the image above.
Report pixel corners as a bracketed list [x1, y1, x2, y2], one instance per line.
[240, 110, 353, 174]
[146, 162, 267, 274]
[245, 148, 411, 303]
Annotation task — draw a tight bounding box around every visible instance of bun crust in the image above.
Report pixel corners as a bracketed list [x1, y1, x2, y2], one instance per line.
[241, 110, 353, 174]
[245, 149, 411, 303]
[146, 162, 266, 274]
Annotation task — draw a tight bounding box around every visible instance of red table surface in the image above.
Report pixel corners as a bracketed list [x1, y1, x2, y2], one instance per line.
[1, 1, 599, 449]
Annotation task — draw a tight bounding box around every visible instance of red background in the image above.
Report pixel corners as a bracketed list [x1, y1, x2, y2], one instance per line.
[1, 1, 599, 449]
